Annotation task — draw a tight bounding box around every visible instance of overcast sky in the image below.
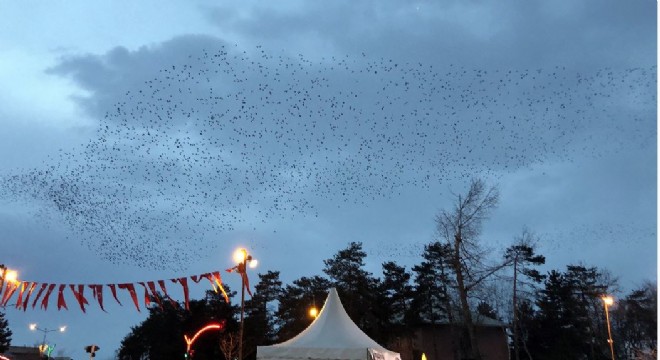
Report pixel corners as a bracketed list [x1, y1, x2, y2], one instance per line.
[0, 1, 656, 359]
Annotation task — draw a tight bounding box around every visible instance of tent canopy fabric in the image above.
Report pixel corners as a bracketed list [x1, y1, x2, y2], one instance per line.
[257, 288, 401, 360]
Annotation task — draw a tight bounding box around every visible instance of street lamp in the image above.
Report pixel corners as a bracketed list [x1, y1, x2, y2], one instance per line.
[29, 323, 66, 358]
[601, 295, 615, 360]
[0, 264, 19, 285]
[230, 247, 257, 360]
[309, 306, 318, 319]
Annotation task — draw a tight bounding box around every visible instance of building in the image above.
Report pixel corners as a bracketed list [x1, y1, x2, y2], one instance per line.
[388, 314, 510, 360]
[0, 346, 72, 360]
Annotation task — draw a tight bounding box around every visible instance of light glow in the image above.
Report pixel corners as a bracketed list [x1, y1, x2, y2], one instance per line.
[184, 322, 225, 352]
[602, 296, 614, 306]
[309, 307, 318, 318]
[29, 323, 37, 331]
[248, 259, 258, 268]
[233, 248, 247, 263]
[5, 270, 18, 283]
[59, 326, 67, 332]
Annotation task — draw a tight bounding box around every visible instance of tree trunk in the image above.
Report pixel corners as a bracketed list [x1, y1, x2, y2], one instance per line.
[512, 258, 519, 360]
[454, 233, 481, 360]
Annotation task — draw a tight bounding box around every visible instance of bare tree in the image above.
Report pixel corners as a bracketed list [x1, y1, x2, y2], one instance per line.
[435, 178, 502, 360]
[220, 331, 240, 360]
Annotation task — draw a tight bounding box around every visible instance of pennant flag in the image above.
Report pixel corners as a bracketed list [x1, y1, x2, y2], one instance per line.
[14, 282, 27, 310]
[0, 282, 18, 307]
[172, 277, 190, 310]
[41, 284, 56, 310]
[89, 285, 106, 312]
[118, 283, 140, 312]
[21, 282, 37, 311]
[146, 281, 163, 310]
[0, 269, 5, 298]
[108, 284, 122, 306]
[57, 284, 68, 310]
[70, 285, 89, 313]
[157, 280, 178, 308]
[202, 272, 229, 303]
[32, 283, 48, 309]
[137, 282, 152, 309]
[241, 271, 253, 297]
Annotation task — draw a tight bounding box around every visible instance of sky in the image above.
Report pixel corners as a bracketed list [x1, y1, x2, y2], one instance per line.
[0, 1, 656, 359]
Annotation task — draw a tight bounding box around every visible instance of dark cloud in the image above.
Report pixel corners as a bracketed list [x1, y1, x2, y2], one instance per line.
[1, 35, 654, 271]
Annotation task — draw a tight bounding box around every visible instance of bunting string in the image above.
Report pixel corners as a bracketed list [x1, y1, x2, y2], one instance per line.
[0, 270, 232, 312]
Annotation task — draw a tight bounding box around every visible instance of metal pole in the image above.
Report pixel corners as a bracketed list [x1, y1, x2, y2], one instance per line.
[604, 302, 615, 360]
[238, 260, 246, 360]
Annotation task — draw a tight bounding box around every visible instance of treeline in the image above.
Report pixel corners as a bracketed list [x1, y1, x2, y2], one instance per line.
[116, 180, 656, 360]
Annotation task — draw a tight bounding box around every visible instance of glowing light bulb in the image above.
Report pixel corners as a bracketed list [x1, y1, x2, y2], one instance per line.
[233, 248, 247, 263]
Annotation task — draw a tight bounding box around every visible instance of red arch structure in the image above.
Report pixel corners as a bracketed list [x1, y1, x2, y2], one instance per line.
[184, 321, 226, 354]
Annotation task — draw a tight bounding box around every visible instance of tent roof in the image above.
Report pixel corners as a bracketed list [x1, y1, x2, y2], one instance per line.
[275, 288, 386, 349]
[257, 288, 401, 360]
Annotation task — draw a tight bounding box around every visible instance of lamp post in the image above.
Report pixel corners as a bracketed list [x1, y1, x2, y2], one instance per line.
[231, 248, 257, 360]
[29, 324, 66, 358]
[602, 296, 615, 360]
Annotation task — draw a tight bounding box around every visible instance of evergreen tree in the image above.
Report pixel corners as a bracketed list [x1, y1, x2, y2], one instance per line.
[322, 242, 379, 336]
[243, 271, 283, 360]
[410, 242, 455, 325]
[612, 281, 657, 358]
[505, 229, 545, 360]
[275, 276, 331, 342]
[373, 261, 415, 347]
[0, 309, 12, 353]
[117, 289, 238, 360]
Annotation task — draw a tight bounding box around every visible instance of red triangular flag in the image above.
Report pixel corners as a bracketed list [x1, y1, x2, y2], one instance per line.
[172, 277, 190, 310]
[0, 282, 18, 307]
[137, 282, 152, 308]
[14, 282, 28, 310]
[212, 271, 230, 303]
[241, 272, 253, 297]
[108, 284, 122, 306]
[89, 285, 106, 312]
[118, 283, 140, 312]
[21, 282, 37, 311]
[146, 281, 163, 310]
[41, 284, 57, 310]
[69, 284, 89, 313]
[57, 284, 68, 310]
[32, 283, 48, 309]
[158, 280, 178, 308]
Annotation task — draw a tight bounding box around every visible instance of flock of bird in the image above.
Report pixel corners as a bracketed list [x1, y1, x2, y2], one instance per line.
[0, 46, 655, 269]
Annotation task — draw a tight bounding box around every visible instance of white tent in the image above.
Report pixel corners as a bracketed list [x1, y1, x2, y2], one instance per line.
[257, 288, 401, 360]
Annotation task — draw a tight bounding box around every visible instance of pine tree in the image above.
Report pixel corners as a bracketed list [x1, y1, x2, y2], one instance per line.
[505, 229, 545, 360]
[0, 309, 11, 353]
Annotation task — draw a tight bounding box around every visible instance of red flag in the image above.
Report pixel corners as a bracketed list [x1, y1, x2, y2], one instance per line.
[0, 269, 5, 298]
[108, 284, 122, 306]
[21, 282, 37, 311]
[69, 285, 89, 313]
[241, 272, 253, 297]
[146, 281, 163, 310]
[172, 277, 190, 310]
[41, 284, 57, 310]
[57, 284, 68, 310]
[14, 282, 27, 310]
[32, 283, 48, 309]
[137, 282, 152, 309]
[118, 283, 140, 312]
[0, 282, 18, 307]
[212, 272, 230, 303]
[158, 280, 178, 308]
[190, 275, 202, 283]
[89, 285, 106, 312]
